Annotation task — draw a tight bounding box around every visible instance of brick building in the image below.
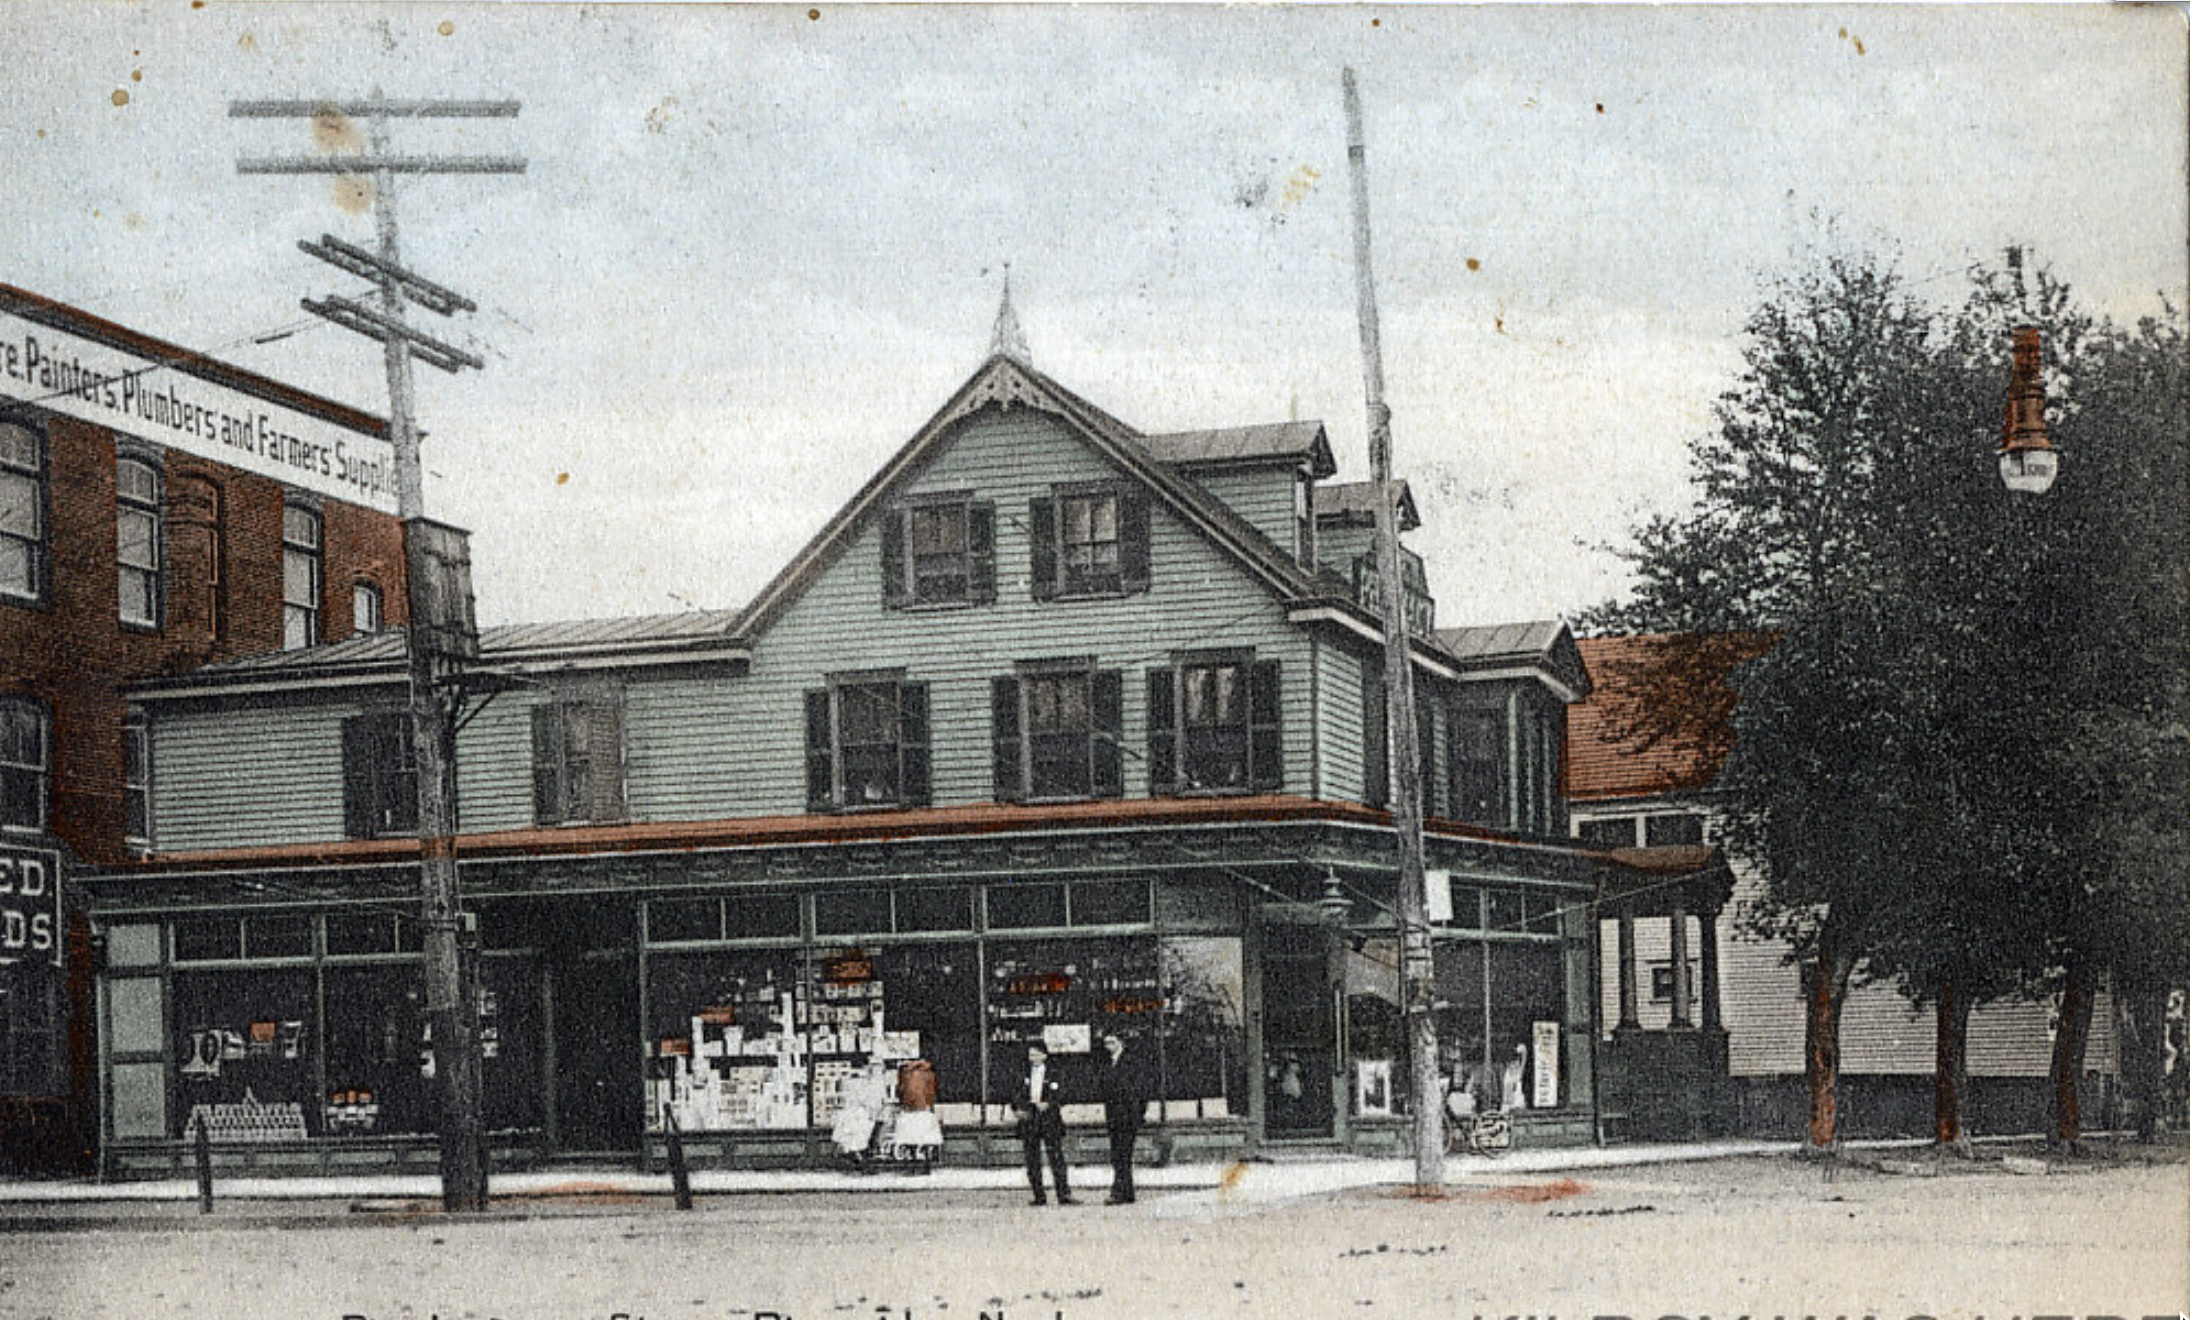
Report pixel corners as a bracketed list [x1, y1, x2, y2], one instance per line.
[0, 284, 406, 1172]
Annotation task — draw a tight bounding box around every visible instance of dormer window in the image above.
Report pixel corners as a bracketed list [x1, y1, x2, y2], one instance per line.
[880, 494, 994, 609]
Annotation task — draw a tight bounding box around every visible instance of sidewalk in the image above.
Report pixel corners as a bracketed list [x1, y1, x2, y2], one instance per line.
[0, 1138, 1795, 1218]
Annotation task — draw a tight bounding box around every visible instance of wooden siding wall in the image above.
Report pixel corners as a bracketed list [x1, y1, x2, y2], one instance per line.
[149, 407, 1351, 846]
[1190, 468, 1301, 563]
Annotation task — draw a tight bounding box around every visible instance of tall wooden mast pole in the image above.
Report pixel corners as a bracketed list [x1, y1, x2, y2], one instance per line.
[1343, 66, 1444, 1190]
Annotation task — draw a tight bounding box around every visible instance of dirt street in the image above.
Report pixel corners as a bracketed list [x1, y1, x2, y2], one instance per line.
[0, 1156, 2182, 1320]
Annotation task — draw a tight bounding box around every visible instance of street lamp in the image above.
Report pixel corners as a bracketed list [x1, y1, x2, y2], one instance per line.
[1999, 324, 2058, 494]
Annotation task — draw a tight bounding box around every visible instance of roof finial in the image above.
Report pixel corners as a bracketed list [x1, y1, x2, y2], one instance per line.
[991, 262, 1032, 367]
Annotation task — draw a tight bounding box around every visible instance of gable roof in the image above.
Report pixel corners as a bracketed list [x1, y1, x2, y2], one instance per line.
[1435, 620, 1593, 703]
[731, 354, 1332, 642]
[1141, 421, 1338, 478]
[1313, 479, 1420, 532]
[1565, 631, 1776, 802]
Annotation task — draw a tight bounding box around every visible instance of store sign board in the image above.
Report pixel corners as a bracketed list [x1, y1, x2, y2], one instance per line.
[1425, 869, 1453, 923]
[0, 843, 61, 968]
[1531, 1019, 1560, 1109]
[0, 308, 398, 514]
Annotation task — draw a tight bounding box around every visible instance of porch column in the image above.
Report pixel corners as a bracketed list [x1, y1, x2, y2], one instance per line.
[1698, 908, 1723, 1034]
[1668, 905, 1694, 1029]
[1615, 914, 1639, 1030]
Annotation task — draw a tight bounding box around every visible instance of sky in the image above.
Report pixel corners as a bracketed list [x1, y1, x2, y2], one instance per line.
[2, 3, 2183, 629]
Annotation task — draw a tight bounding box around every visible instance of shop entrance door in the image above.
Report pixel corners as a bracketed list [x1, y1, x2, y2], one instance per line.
[550, 951, 640, 1153]
[1261, 922, 1336, 1139]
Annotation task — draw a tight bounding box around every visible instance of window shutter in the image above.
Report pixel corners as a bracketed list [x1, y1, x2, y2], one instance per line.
[1146, 668, 1176, 795]
[1029, 497, 1058, 601]
[991, 676, 1023, 803]
[804, 690, 833, 811]
[968, 502, 997, 605]
[880, 509, 909, 609]
[899, 683, 931, 807]
[1119, 489, 1151, 596]
[342, 715, 374, 839]
[590, 701, 628, 824]
[1250, 660, 1283, 792]
[531, 704, 564, 825]
[1092, 668, 1124, 798]
[1363, 678, 1388, 809]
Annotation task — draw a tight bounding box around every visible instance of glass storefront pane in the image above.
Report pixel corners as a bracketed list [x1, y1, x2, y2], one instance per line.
[1431, 940, 1488, 1106]
[867, 943, 979, 1120]
[813, 888, 891, 936]
[1157, 936, 1245, 1119]
[481, 957, 543, 1132]
[987, 882, 1066, 930]
[322, 963, 429, 1136]
[1069, 878, 1149, 927]
[897, 886, 972, 932]
[1344, 938, 1407, 1118]
[986, 936, 1157, 1110]
[172, 969, 315, 1139]
[1489, 941, 1566, 1110]
[723, 892, 801, 940]
[646, 948, 807, 1131]
[173, 918, 241, 962]
[647, 899, 721, 944]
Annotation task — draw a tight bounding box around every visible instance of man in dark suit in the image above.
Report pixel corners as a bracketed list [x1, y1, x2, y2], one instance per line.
[1015, 1042, 1074, 1205]
[1097, 1031, 1147, 1204]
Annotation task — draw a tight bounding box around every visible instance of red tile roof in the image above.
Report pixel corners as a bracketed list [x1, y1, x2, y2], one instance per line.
[1565, 632, 1775, 802]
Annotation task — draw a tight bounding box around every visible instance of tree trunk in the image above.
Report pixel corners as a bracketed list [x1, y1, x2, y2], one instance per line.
[1804, 940, 1852, 1151]
[2116, 985, 2168, 1141]
[1933, 980, 1974, 1151]
[2049, 961, 2095, 1149]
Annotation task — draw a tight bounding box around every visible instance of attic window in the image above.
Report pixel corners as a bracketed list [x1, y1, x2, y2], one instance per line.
[1030, 483, 1148, 601]
[881, 495, 994, 609]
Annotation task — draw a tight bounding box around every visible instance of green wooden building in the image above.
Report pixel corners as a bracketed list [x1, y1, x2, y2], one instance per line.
[79, 340, 1711, 1177]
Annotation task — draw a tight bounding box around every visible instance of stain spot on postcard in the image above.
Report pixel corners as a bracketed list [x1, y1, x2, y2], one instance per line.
[808, 8, 820, 19]
[314, 105, 363, 154]
[646, 96, 678, 135]
[111, 89, 129, 108]
[333, 175, 374, 215]
[132, 69, 144, 83]
[557, 472, 570, 486]
[1466, 257, 1481, 272]
[438, 20, 455, 37]
[237, 32, 256, 51]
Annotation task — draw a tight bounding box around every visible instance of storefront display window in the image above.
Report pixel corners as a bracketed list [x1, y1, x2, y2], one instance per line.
[1157, 936, 1245, 1119]
[172, 969, 315, 1140]
[986, 936, 1157, 1108]
[322, 963, 428, 1136]
[646, 948, 806, 1131]
[1432, 930, 1569, 1113]
[1345, 938, 1406, 1117]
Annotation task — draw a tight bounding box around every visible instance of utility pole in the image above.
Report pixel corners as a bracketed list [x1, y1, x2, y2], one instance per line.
[1342, 66, 1444, 1190]
[232, 93, 523, 1213]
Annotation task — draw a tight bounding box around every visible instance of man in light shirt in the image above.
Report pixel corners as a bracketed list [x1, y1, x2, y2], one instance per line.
[1015, 1042, 1074, 1205]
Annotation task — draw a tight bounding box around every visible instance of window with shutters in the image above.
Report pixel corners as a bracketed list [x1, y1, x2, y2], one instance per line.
[805, 676, 930, 811]
[116, 455, 161, 628]
[1146, 654, 1281, 795]
[0, 422, 46, 605]
[341, 711, 416, 839]
[0, 697, 48, 834]
[880, 494, 993, 609]
[1362, 676, 1388, 809]
[991, 663, 1123, 803]
[532, 698, 627, 826]
[1029, 482, 1148, 601]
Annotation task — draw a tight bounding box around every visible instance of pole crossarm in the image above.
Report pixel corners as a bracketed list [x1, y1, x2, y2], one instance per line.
[238, 155, 528, 176]
[301, 235, 477, 316]
[302, 296, 484, 374]
[229, 98, 522, 119]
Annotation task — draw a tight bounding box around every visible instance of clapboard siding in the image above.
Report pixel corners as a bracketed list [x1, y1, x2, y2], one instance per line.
[1313, 637, 1372, 806]
[148, 691, 388, 851]
[1190, 469, 1300, 562]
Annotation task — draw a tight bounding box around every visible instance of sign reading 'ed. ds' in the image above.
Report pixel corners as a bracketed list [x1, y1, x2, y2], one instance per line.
[0, 845, 62, 967]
